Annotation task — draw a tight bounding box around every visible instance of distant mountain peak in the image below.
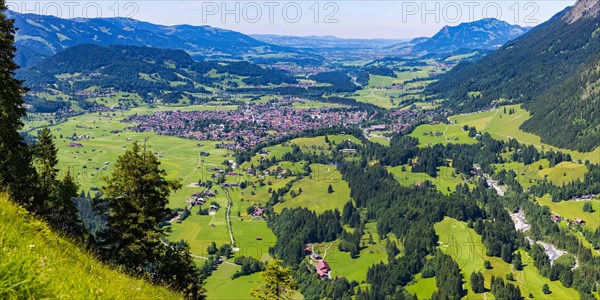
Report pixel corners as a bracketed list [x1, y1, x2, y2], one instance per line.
[564, 0, 600, 23]
[413, 18, 530, 53]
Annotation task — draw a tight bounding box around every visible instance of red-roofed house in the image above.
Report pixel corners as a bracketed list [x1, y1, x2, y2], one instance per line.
[316, 260, 330, 278]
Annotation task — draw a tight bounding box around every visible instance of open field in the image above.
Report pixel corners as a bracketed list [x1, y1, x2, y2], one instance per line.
[230, 218, 276, 260]
[538, 161, 588, 186]
[537, 195, 600, 231]
[274, 164, 351, 214]
[405, 273, 436, 299]
[240, 145, 295, 170]
[205, 263, 303, 300]
[388, 166, 473, 195]
[318, 223, 389, 283]
[44, 109, 235, 207]
[450, 105, 600, 164]
[368, 136, 391, 146]
[168, 188, 232, 256]
[204, 263, 262, 300]
[435, 218, 579, 299]
[290, 134, 362, 150]
[409, 123, 477, 147]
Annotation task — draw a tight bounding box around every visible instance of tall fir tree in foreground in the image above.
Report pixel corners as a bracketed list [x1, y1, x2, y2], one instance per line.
[33, 126, 83, 236]
[98, 141, 179, 266]
[0, 0, 35, 205]
[97, 141, 204, 299]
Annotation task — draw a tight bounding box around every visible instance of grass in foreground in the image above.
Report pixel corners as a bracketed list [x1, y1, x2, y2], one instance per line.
[0, 194, 180, 299]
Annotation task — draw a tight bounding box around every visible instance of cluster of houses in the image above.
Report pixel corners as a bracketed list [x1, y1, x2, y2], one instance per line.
[124, 102, 368, 150]
[572, 194, 596, 200]
[550, 213, 586, 226]
[386, 109, 443, 133]
[75, 87, 115, 99]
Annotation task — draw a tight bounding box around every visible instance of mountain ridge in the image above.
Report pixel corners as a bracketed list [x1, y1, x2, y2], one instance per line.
[388, 18, 530, 54]
[8, 10, 322, 67]
[426, 0, 600, 152]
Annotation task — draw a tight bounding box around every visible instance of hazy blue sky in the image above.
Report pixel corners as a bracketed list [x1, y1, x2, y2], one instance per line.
[8, 1, 575, 38]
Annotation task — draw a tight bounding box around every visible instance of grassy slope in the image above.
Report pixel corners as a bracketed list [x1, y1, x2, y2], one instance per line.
[0, 194, 180, 299]
[409, 123, 477, 147]
[321, 223, 388, 283]
[405, 273, 436, 299]
[434, 218, 578, 300]
[537, 195, 600, 231]
[274, 164, 351, 214]
[388, 165, 474, 195]
[450, 105, 600, 164]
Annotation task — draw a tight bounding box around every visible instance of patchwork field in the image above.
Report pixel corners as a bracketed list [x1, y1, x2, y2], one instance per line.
[168, 188, 232, 256]
[43, 106, 237, 207]
[450, 105, 600, 164]
[435, 218, 579, 299]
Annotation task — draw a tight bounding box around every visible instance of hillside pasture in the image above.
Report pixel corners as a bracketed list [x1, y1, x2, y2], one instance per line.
[450, 105, 600, 164]
[435, 218, 579, 299]
[274, 164, 351, 214]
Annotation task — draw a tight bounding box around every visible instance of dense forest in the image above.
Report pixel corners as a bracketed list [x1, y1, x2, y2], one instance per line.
[427, 7, 600, 152]
[17, 44, 297, 103]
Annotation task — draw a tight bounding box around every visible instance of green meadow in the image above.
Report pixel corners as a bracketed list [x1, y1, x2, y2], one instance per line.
[388, 165, 473, 195]
[290, 134, 362, 150]
[368, 136, 391, 146]
[538, 161, 588, 186]
[405, 273, 436, 299]
[409, 123, 477, 147]
[204, 263, 263, 300]
[450, 105, 600, 164]
[168, 188, 232, 256]
[435, 218, 579, 299]
[43, 108, 235, 207]
[537, 195, 600, 231]
[274, 164, 351, 214]
[320, 223, 389, 283]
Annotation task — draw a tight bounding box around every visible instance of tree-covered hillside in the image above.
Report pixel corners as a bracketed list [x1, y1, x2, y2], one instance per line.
[18, 44, 297, 105]
[427, 0, 600, 152]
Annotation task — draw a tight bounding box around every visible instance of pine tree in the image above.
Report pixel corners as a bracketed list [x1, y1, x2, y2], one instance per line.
[0, 3, 34, 205]
[542, 283, 551, 294]
[470, 272, 485, 293]
[251, 259, 297, 300]
[97, 141, 181, 268]
[513, 252, 523, 271]
[53, 171, 84, 236]
[33, 127, 58, 207]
